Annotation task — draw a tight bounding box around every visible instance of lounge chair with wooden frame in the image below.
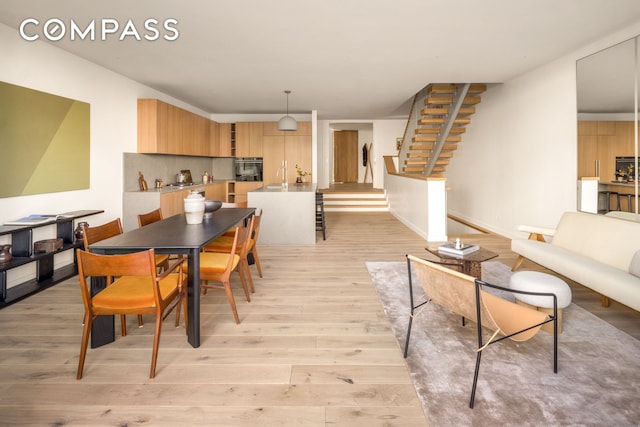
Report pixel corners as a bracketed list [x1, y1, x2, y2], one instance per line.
[403, 254, 558, 408]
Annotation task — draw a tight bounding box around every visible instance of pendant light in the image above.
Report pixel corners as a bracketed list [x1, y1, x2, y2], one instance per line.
[278, 90, 297, 131]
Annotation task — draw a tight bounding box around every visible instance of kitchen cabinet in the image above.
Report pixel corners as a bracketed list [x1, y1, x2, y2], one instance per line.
[138, 99, 216, 157]
[123, 182, 227, 231]
[235, 182, 263, 203]
[261, 121, 312, 185]
[226, 181, 236, 203]
[0, 210, 103, 307]
[216, 123, 234, 157]
[235, 122, 263, 157]
[578, 121, 636, 181]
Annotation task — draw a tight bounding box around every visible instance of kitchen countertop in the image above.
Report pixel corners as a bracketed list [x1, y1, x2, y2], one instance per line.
[125, 180, 230, 193]
[607, 181, 638, 187]
[251, 182, 317, 193]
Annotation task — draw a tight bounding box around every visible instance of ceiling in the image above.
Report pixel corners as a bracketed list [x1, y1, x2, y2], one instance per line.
[2, 0, 640, 119]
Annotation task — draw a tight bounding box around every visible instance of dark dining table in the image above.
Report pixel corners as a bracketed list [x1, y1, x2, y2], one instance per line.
[88, 208, 255, 348]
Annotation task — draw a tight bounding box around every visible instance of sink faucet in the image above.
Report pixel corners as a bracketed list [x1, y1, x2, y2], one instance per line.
[276, 160, 288, 188]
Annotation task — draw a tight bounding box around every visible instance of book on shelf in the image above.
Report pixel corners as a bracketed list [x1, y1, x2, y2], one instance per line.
[3, 214, 57, 226]
[2, 212, 82, 226]
[437, 241, 479, 256]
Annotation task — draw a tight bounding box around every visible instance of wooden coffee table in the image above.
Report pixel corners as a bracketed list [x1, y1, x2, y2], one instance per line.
[425, 245, 498, 279]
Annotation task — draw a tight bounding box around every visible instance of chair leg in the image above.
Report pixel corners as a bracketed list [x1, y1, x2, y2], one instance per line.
[251, 248, 263, 278]
[149, 311, 163, 379]
[469, 352, 482, 408]
[243, 259, 255, 294]
[77, 313, 93, 380]
[237, 265, 251, 302]
[121, 314, 127, 337]
[222, 279, 241, 324]
[137, 315, 144, 327]
[403, 315, 414, 358]
[511, 255, 525, 272]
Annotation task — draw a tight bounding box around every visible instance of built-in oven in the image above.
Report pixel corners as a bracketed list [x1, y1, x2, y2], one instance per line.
[235, 157, 263, 181]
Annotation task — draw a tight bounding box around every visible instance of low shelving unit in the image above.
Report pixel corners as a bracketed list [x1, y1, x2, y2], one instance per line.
[0, 209, 103, 307]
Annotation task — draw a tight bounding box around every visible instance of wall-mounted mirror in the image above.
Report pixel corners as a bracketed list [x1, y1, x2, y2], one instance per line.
[577, 37, 639, 216]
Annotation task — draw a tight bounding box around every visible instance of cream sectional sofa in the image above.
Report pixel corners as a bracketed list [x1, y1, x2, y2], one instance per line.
[511, 211, 640, 312]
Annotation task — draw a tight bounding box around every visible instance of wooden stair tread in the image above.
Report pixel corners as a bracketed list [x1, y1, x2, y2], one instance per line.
[412, 135, 462, 143]
[410, 144, 458, 151]
[420, 107, 475, 116]
[425, 96, 481, 105]
[419, 118, 471, 125]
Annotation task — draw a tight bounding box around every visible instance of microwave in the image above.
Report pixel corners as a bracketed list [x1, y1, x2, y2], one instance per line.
[235, 157, 263, 181]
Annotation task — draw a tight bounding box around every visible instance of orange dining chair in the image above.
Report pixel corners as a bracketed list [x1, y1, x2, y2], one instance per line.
[76, 248, 186, 379]
[83, 218, 143, 334]
[137, 208, 171, 273]
[137, 208, 187, 328]
[204, 210, 261, 293]
[220, 201, 249, 237]
[194, 227, 249, 324]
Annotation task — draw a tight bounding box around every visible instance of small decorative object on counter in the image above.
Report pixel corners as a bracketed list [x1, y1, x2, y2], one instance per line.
[202, 171, 209, 183]
[155, 179, 163, 189]
[184, 190, 205, 224]
[0, 244, 12, 264]
[74, 221, 89, 241]
[138, 171, 148, 191]
[295, 164, 309, 184]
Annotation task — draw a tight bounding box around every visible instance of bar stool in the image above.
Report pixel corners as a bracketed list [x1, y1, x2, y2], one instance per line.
[316, 192, 326, 240]
[598, 190, 619, 213]
[618, 193, 635, 213]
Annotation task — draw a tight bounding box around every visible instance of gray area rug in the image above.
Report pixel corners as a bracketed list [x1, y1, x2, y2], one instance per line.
[366, 260, 640, 426]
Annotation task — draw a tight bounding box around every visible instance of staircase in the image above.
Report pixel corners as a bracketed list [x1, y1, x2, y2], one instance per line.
[322, 190, 389, 212]
[401, 83, 486, 177]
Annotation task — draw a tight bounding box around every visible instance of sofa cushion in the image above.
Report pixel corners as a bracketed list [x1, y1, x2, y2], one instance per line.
[550, 212, 640, 272]
[511, 238, 640, 312]
[629, 250, 640, 278]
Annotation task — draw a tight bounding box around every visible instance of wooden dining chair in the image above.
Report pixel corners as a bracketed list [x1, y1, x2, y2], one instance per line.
[137, 208, 171, 273]
[76, 248, 186, 379]
[220, 202, 250, 237]
[195, 227, 249, 324]
[203, 210, 261, 293]
[83, 218, 143, 334]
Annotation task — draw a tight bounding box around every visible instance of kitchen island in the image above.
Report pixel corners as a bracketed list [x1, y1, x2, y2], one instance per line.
[248, 183, 316, 244]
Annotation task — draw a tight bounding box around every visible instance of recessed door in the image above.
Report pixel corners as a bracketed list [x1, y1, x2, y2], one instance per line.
[334, 130, 358, 183]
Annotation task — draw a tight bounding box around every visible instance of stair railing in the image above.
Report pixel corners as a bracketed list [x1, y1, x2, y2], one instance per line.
[423, 83, 470, 176]
[398, 86, 431, 174]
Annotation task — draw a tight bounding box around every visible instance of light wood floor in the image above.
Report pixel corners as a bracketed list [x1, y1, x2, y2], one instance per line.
[0, 212, 638, 426]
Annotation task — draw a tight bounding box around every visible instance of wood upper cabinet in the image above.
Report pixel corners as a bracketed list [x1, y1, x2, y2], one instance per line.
[235, 122, 263, 157]
[138, 99, 169, 153]
[217, 123, 233, 157]
[208, 120, 220, 156]
[138, 98, 214, 157]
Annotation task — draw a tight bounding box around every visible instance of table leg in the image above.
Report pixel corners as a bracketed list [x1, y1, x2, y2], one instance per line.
[186, 248, 201, 348]
[466, 261, 482, 279]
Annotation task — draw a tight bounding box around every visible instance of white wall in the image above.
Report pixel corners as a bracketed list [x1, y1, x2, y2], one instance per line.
[0, 23, 211, 228]
[0, 23, 209, 285]
[445, 22, 640, 240]
[316, 119, 404, 189]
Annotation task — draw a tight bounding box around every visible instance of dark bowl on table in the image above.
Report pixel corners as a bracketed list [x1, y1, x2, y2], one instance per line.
[203, 200, 223, 219]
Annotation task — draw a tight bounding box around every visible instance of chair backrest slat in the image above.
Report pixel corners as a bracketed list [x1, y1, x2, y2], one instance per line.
[138, 209, 163, 227]
[83, 219, 123, 250]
